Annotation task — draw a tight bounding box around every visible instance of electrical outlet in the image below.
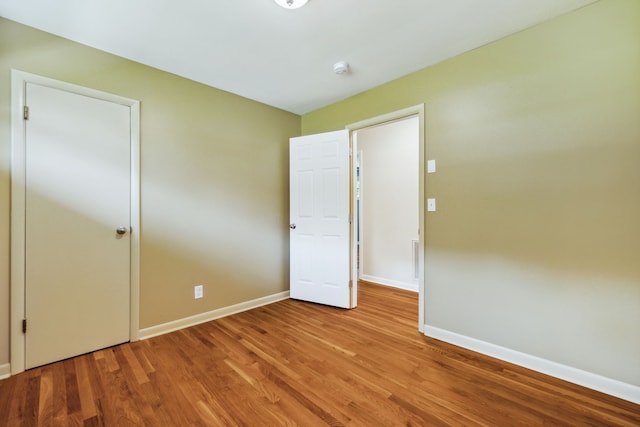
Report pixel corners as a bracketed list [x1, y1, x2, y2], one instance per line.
[194, 285, 203, 299]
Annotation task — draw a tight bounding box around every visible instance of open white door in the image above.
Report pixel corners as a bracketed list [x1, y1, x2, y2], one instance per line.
[289, 130, 354, 308]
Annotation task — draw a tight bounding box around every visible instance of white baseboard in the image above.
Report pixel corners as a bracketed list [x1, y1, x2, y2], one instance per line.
[360, 274, 418, 292]
[0, 363, 10, 380]
[424, 325, 640, 405]
[139, 291, 290, 340]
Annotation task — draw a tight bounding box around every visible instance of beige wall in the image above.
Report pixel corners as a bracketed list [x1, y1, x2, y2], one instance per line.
[303, 0, 640, 386]
[0, 18, 300, 366]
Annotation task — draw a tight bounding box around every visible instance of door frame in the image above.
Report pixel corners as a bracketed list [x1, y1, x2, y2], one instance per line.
[9, 70, 141, 375]
[346, 104, 425, 332]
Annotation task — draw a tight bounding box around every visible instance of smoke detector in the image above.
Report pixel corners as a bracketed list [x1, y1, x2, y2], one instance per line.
[274, 0, 309, 9]
[333, 61, 350, 75]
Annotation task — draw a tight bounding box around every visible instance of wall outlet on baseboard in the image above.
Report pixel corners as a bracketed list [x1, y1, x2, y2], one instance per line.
[194, 285, 204, 299]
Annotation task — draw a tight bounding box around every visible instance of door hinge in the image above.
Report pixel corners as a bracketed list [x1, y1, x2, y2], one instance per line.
[349, 147, 353, 157]
[22, 319, 27, 333]
[23, 106, 29, 120]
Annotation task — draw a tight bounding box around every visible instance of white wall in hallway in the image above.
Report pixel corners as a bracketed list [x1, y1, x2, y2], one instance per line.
[358, 116, 419, 291]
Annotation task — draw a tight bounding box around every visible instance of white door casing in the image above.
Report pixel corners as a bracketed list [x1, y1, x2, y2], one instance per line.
[10, 71, 141, 374]
[289, 130, 353, 308]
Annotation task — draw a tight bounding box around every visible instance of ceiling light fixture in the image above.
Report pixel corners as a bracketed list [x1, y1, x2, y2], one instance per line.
[274, 0, 309, 10]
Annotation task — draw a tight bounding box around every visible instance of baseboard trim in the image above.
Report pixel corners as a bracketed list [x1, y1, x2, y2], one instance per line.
[0, 363, 10, 380]
[360, 274, 418, 292]
[139, 291, 290, 340]
[423, 325, 640, 405]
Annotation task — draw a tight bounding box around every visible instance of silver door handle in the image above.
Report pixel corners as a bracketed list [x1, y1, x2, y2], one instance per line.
[289, 224, 296, 230]
[116, 227, 128, 235]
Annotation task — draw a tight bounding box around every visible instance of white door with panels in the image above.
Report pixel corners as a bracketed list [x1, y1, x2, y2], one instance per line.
[24, 83, 131, 369]
[289, 130, 355, 309]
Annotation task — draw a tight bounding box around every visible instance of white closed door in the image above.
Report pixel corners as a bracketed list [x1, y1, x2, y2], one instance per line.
[24, 83, 131, 369]
[289, 130, 353, 308]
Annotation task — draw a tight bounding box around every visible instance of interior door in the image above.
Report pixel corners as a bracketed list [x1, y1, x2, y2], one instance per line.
[289, 130, 353, 308]
[24, 83, 131, 369]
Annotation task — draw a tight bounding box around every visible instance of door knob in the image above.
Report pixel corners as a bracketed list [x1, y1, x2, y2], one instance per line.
[116, 227, 128, 235]
[289, 224, 296, 230]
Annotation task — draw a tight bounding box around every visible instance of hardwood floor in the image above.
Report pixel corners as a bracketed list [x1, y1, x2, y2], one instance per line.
[1, 281, 638, 426]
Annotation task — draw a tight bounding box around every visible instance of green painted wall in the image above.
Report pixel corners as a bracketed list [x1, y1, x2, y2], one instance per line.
[0, 18, 300, 366]
[303, 0, 640, 385]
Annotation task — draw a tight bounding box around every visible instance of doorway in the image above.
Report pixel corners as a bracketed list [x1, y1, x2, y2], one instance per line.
[354, 116, 420, 292]
[10, 71, 141, 374]
[347, 105, 425, 331]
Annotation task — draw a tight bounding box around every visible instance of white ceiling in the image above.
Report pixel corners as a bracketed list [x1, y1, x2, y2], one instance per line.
[0, 0, 597, 115]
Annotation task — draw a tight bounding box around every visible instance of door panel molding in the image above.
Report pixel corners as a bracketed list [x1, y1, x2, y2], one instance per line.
[10, 70, 141, 375]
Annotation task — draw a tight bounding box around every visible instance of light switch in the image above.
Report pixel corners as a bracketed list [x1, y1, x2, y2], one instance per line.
[194, 285, 204, 299]
[427, 198, 436, 212]
[427, 159, 436, 174]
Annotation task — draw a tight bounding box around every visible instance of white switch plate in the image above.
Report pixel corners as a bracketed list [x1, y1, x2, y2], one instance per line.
[194, 285, 204, 299]
[427, 198, 436, 212]
[427, 159, 436, 173]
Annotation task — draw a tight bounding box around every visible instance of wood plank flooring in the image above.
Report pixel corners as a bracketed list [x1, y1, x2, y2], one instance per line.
[1, 281, 638, 426]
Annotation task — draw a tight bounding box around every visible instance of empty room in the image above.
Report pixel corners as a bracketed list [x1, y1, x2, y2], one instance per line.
[0, 0, 639, 425]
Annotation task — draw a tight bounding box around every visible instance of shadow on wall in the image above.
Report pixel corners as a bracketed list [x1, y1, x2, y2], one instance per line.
[5, 77, 292, 341]
[138, 107, 291, 329]
[140, 158, 291, 328]
[423, 110, 640, 386]
[431, 140, 640, 282]
[0, 15, 298, 368]
[425, 248, 640, 385]
[422, 123, 640, 385]
[8, 137, 290, 334]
